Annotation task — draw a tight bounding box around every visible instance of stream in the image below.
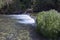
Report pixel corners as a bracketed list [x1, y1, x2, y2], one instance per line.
[0, 14, 48, 40]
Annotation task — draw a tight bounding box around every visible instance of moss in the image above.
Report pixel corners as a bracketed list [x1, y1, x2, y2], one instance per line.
[36, 10, 60, 39]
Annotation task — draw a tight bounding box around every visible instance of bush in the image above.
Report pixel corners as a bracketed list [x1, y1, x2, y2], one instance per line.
[0, 0, 13, 9]
[36, 10, 60, 39]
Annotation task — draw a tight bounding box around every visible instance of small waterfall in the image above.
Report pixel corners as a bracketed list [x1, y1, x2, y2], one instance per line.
[1, 14, 36, 27]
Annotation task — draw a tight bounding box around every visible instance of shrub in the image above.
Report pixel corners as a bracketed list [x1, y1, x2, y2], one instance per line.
[0, 0, 13, 9]
[36, 10, 60, 39]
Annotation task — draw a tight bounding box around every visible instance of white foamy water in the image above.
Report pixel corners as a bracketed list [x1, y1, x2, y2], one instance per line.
[7, 15, 31, 19]
[6, 14, 35, 24]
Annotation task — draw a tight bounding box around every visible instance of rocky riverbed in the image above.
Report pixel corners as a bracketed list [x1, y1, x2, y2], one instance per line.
[0, 15, 48, 40]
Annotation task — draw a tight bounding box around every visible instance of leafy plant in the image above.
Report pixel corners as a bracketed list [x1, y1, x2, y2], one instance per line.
[0, 0, 13, 9]
[36, 10, 60, 39]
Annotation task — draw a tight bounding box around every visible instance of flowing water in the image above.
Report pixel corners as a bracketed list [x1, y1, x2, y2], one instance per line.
[0, 14, 36, 27]
[0, 14, 48, 40]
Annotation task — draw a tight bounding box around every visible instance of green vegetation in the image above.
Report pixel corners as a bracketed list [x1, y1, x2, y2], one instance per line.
[0, 0, 60, 13]
[0, 0, 13, 8]
[36, 10, 60, 39]
[0, 0, 31, 13]
[0, 0, 7, 8]
[9, 0, 31, 11]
